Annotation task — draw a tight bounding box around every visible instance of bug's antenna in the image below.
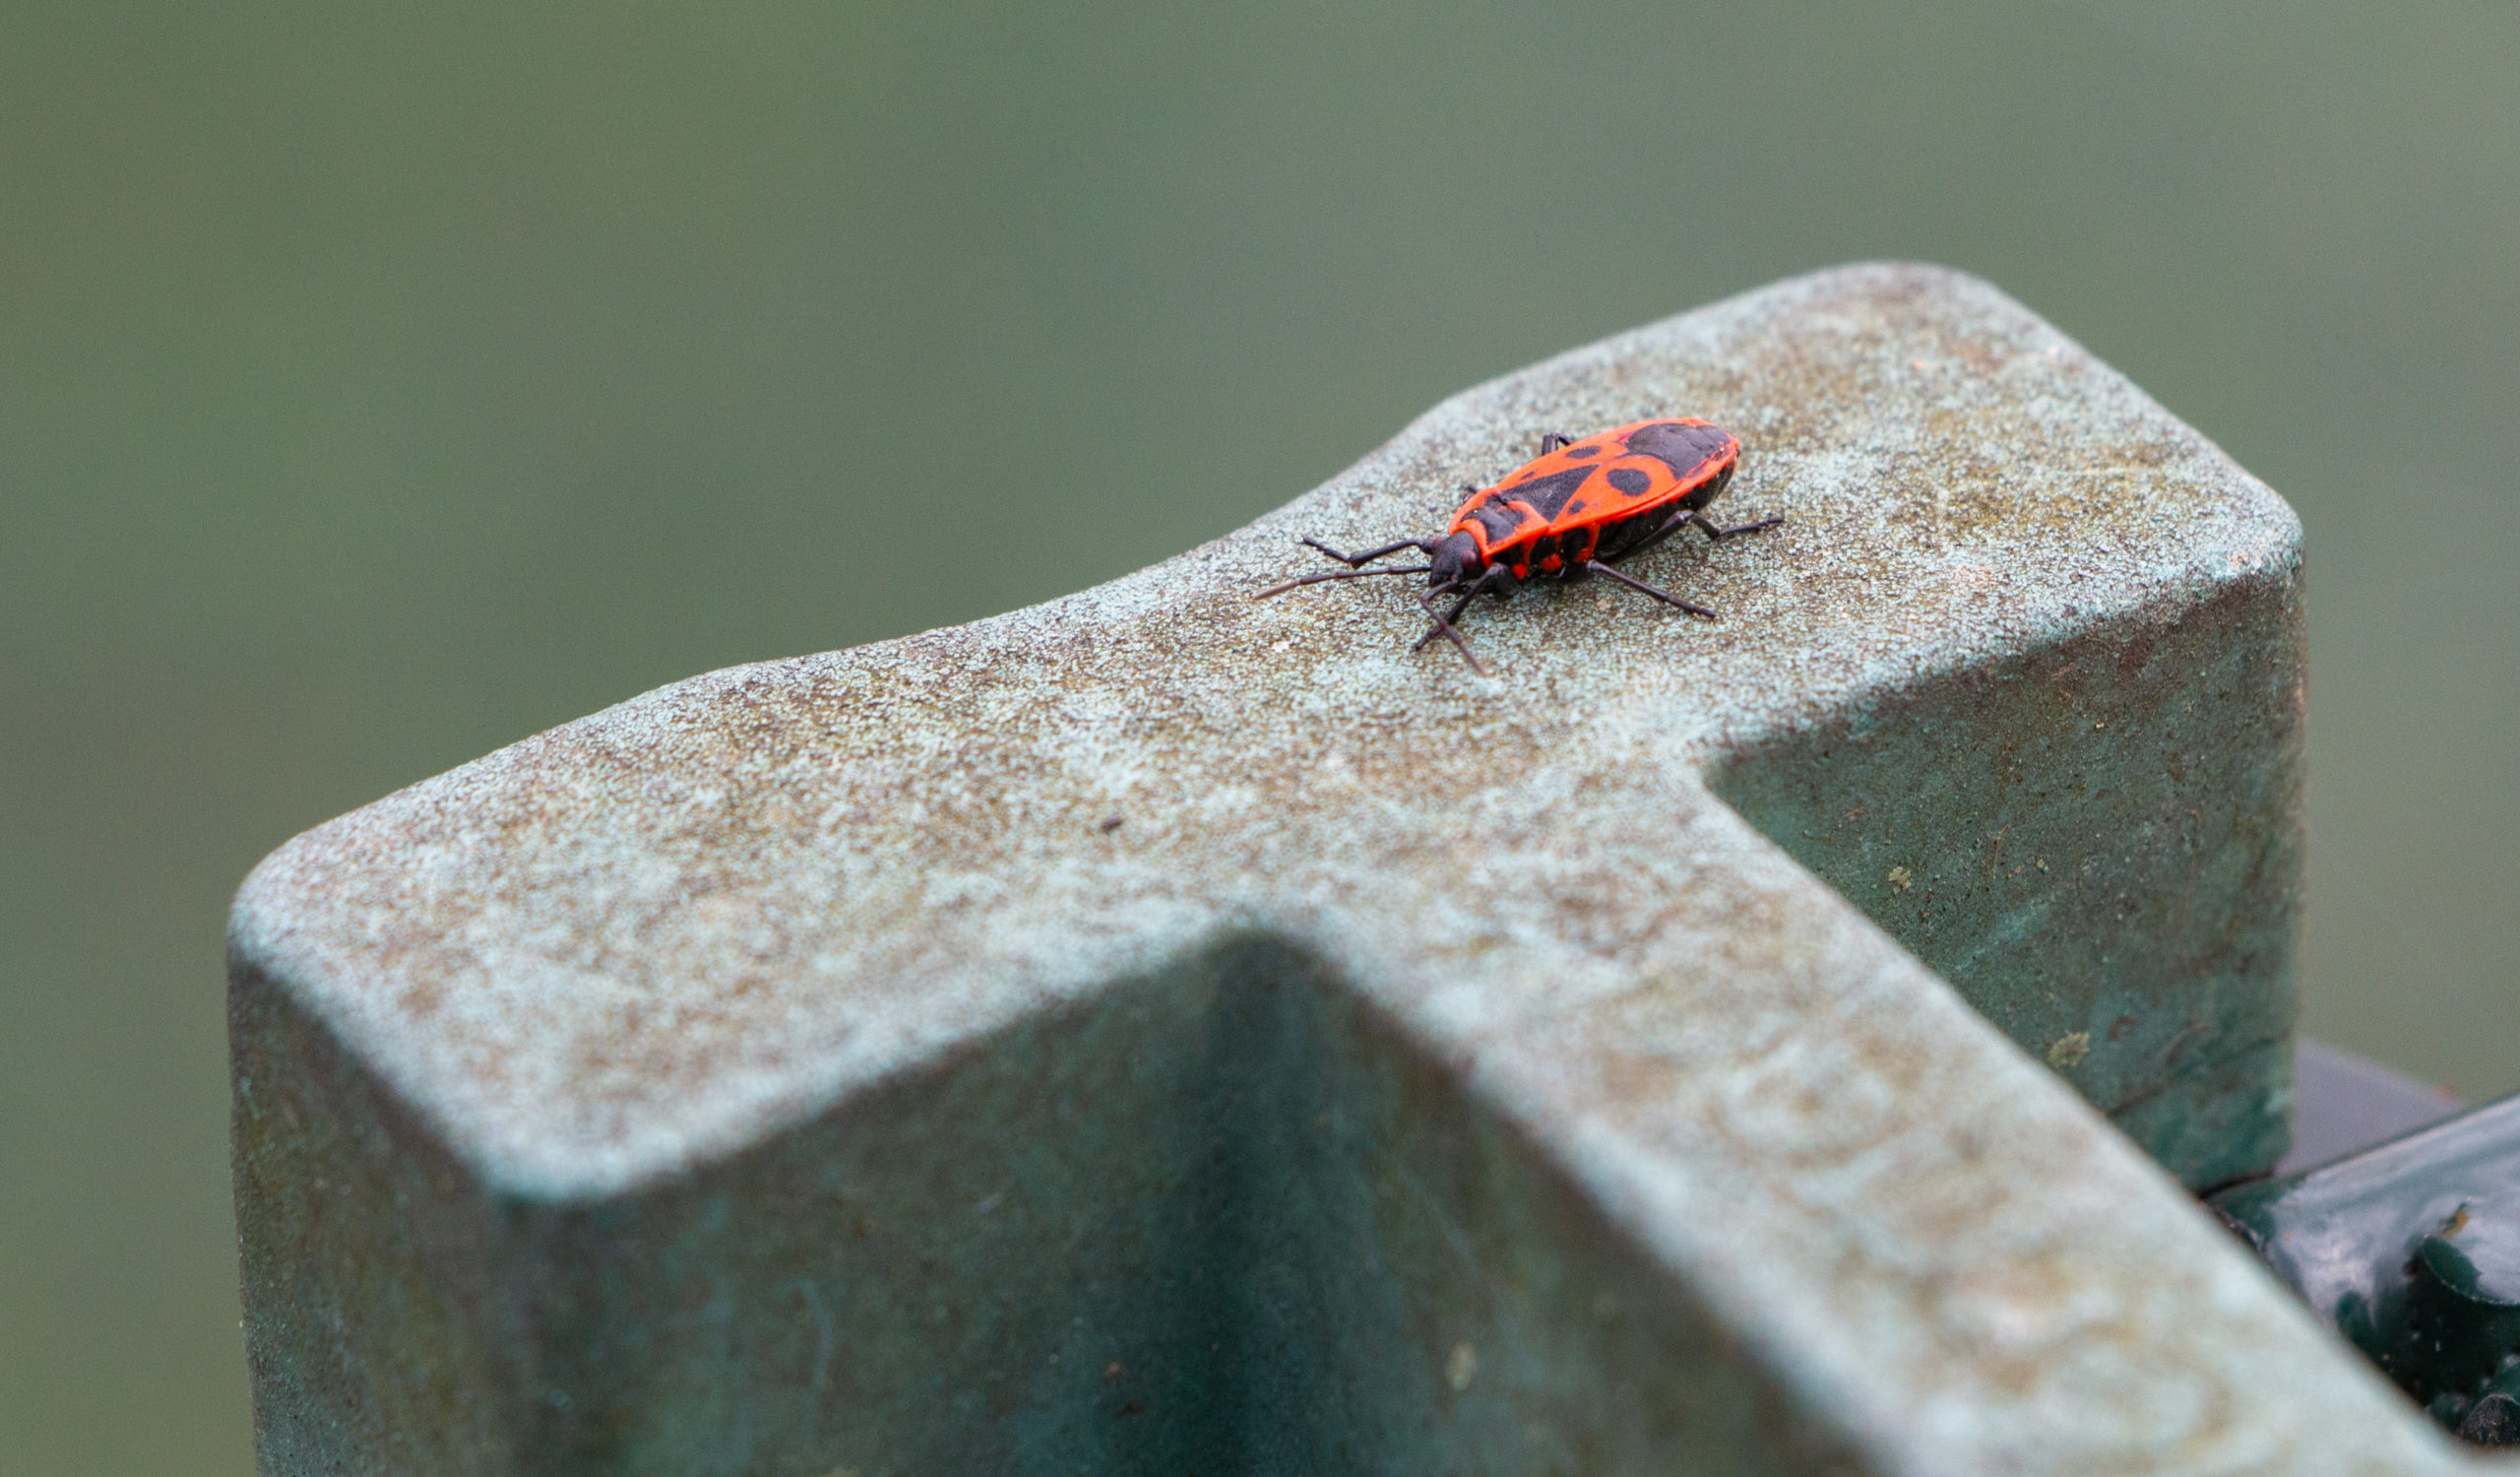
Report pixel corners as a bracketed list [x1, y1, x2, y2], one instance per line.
[1296, 537, 1435, 569]
[1252, 564, 1434, 601]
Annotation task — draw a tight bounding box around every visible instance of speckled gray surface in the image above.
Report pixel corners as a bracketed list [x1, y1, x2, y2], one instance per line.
[229, 265, 2478, 1474]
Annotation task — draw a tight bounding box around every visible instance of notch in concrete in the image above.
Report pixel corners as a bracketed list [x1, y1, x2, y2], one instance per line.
[235, 936, 1858, 1472]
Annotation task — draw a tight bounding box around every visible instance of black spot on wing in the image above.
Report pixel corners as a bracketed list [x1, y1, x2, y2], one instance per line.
[1623, 420, 1734, 481]
[1564, 444, 1601, 459]
[1605, 467, 1652, 497]
[1495, 466, 1592, 519]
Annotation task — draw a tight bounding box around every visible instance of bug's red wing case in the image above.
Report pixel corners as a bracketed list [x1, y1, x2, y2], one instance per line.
[1448, 418, 1739, 566]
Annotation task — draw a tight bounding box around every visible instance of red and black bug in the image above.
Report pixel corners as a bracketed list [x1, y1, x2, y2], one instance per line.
[1255, 417, 1782, 674]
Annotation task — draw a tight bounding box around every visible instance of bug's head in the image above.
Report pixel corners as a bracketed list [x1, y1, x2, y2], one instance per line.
[1427, 531, 1481, 589]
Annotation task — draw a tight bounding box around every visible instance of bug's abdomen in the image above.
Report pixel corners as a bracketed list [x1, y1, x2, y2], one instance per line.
[1466, 522, 1602, 581]
[1592, 502, 1679, 561]
[1521, 526, 1604, 578]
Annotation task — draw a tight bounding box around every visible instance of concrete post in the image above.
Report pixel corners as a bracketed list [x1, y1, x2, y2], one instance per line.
[229, 264, 2468, 1473]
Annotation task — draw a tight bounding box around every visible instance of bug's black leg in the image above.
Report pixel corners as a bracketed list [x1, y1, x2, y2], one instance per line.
[1299, 537, 1432, 569]
[1583, 560, 1718, 620]
[1538, 432, 1577, 455]
[1690, 511, 1786, 543]
[1414, 583, 1490, 675]
[1412, 565, 1514, 656]
[1600, 506, 1786, 566]
[1252, 564, 1434, 600]
[1412, 585, 1481, 649]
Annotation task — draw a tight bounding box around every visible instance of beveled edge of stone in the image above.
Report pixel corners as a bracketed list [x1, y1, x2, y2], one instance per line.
[231, 261, 2303, 1203]
[228, 261, 2494, 1474]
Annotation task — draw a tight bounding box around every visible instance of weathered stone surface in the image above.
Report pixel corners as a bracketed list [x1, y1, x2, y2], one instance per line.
[230, 264, 2459, 1473]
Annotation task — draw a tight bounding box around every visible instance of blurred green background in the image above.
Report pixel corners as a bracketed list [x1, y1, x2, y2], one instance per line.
[6, 1, 2517, 1469]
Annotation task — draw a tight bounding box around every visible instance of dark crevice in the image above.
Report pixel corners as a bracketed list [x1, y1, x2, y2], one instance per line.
[2096, 1031, 2289, 1121]
[483, 932, 1864, 1473]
